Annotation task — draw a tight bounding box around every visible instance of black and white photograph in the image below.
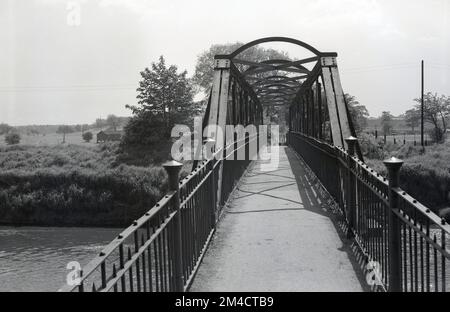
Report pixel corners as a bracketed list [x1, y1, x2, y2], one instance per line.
[0, 0, 449, 301]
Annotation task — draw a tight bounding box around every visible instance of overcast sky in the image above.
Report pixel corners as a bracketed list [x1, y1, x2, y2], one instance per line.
[1, 0, 449, 125]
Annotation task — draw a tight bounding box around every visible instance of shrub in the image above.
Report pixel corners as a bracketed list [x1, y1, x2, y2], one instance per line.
[82, 131, 93, 143]
[5, 133, 21, 145]
[428, 128, 446, 144]
[0, 123, 13, 135]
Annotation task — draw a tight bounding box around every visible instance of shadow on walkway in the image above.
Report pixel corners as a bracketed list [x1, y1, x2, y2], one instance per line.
[190, 147, 369, 292]
[284, 147, 370, 291]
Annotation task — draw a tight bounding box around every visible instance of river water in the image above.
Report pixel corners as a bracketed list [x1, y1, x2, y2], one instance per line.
[0, 226, 119, 292]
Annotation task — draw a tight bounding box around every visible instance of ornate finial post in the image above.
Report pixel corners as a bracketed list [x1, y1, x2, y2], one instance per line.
[383, 156, 404, 292]
[163, 160, 184, 291]
[345, 136, 358, 238]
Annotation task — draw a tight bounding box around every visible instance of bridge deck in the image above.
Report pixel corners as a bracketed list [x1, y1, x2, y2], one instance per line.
[190, 146, 366, 292]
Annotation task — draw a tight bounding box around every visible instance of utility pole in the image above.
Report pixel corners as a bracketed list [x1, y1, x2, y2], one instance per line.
[421, 60, 424, 148]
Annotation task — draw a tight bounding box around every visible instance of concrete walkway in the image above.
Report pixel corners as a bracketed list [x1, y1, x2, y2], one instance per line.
[190, 146, 366, 292]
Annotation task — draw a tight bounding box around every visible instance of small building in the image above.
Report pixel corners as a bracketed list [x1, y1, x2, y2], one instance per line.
[97, 130, 123, 143]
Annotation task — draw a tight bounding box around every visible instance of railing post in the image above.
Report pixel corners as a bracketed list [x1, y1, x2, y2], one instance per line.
[163, 160, 184, 292]
[345, 136, 357, 238]
[383, 156, 404, 292]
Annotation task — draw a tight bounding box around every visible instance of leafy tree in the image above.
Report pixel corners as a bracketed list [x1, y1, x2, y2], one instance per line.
[106, 114, 119, 131]
[82, 131, 93, 143]
[5, 133, 20, 145]
[404, 108, 420, 133]
[57, 125, 74, 143]
[380, 111, 393, 136]
[193, 42, 290, 94]
[95, 118, 106, 129]
[123, 56, 199, 147]
[0, 123, 13, 135]
[81, 124, 90, 133]
[193, 43, 291, 125]
[345, 94, 369, 134]
[414, 92, 450, 143]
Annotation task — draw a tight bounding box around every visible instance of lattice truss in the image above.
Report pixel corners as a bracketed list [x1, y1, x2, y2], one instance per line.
[202, 37, 359, 150]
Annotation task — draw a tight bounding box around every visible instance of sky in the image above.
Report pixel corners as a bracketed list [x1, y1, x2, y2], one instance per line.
[0, 0, 449, 125]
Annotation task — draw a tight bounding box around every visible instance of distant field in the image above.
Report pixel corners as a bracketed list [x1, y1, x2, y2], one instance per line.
[362, 132, 448, 144]
[0, 129, 103, 147]
[378, 134, 430, 143]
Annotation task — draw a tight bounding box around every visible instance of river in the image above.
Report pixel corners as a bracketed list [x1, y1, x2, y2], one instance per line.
[0, 226, 119, 292]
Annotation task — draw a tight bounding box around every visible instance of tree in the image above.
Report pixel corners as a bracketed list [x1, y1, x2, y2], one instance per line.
[380, 111, 393, 136]
[81, 124, 90, 133]
[95, 118, 106, 129]
[5, 133, 20, 145]
[193, 42, 290, 94]
[106, 114, 119, 131]
[123, 56, 200, 147]
[193, 43, 291, 125]
[345, 94, 369, 134]
[57, 125, 74, 143]
[82, 131, 93, 143]
[404, 108, 420, 133]
[0, 123, 13, 135]
[414, 92, 450, 143]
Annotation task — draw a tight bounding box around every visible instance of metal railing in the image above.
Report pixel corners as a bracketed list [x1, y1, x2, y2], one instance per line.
[60, 134, 257, 292]
[288, 131, 450, 292]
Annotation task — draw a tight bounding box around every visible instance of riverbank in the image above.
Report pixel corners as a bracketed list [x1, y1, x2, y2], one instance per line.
[360, 134, 450, 219]
[0, 143, 174, 227]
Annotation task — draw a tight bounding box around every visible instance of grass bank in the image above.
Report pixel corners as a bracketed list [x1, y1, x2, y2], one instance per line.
[359, 133, 450, 219]
[0, 143, 187, 227]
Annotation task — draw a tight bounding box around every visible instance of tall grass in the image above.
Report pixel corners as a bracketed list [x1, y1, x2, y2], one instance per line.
[0, 143, 171, 227]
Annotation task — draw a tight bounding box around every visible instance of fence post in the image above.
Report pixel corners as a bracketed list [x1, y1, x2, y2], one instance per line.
[163, 160, 184, 292]
[345, 136, 357, 238]
[383, 156, 404, 292]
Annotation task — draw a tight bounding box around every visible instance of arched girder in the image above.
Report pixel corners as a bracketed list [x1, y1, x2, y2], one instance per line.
[243, 59, 310, 76]
[246, 75, 307, 83]
[250, 76, 306, 88]
[242, 58, 318, 75]
[255, 84, 299, 92]
[257, 90, 297, 97]
[221, 36, 337, 59]
[260, 92, 295, 98]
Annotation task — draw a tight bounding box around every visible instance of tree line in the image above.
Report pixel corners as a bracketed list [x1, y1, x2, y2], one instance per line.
[373, 93, 450, 144]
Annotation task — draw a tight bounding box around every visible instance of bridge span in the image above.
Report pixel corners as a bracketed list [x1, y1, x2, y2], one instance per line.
[190, 146, 365, 292]
[60, 37, 449, 293]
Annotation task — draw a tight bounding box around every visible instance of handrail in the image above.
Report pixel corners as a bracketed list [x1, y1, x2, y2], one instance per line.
[59, 132, 258, 292]
[288, 131, 449, 292]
